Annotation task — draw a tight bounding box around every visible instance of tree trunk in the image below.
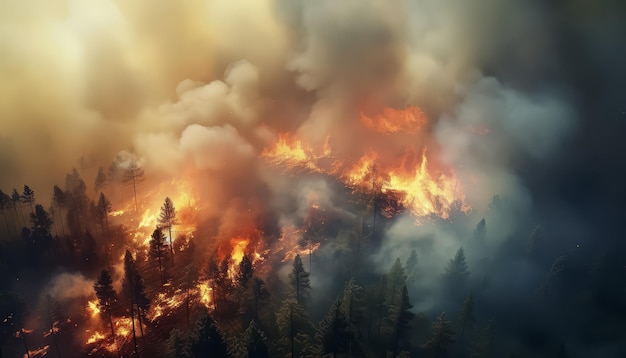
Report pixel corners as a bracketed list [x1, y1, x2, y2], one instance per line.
[57, 205, 65, 237]
[168, 226, 174, 265]
[130, 303, 138, 356]
[289, 304, 295, 358]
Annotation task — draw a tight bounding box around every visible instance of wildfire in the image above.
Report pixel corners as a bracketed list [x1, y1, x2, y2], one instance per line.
[87, 299, 100, 317]
[86, 331, 106, 344]
[360, 106, 427, 134]
[197, 281, 213, 309]
[261, 106, 471, 220]
[277, 227, 321, 263]
[261, 133, 332, 174]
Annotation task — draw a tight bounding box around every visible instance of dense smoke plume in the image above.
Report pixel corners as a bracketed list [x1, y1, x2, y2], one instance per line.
[2, 0, 624, 356]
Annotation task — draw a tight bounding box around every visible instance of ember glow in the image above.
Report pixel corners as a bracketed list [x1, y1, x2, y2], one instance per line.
[261, 106, 470, 220]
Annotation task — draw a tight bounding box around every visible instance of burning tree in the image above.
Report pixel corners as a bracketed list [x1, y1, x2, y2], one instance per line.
[158, 197, 178, 265]
[149, 228, 169, 284]
[124, 161, 144, 213]
[94, 269, 118, 337]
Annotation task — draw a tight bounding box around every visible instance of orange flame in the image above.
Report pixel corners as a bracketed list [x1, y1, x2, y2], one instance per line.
[261, 106, 471, 220]
[261, 133, 332, 174]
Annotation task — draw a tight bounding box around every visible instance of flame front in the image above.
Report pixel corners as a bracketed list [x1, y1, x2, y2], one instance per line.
[261, 106, 470, 220]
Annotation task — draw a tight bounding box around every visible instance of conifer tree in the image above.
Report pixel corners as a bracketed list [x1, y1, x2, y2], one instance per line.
[22, 185, 35, 215]
[289, 255, 311, 305]
[165, 328, 193, 358]
[94, 167, 107, 193]
[52, 185, 66, 237]
[474, 219, 486, 242]
[384, 286, 414, 358]
[122, 251, 140, 355]
[406, 249, 418, 278]
[149, 227, 169, 284]
[275, 298, 313, 358]
[96, 193, 112, 236]
[386, 258, 407, 307]
[316, 298, 350, 357]
[12, 188, 25, 226]
[192, 313, 228, 357]
[236, 254, 254, 288]
[443, 247, 469, 288]
[458, 293, 475, 341]
[340, 278, 363, 354]
[158, 197, 177, 265]
[244, 320, 269, 358]
[422, 312, 455, 358]
[94, 269, 117, 337]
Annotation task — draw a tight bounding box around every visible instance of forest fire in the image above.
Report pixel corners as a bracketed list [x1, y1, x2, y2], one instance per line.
[261, 133, 332, 174]
[261, 106, 470, 220]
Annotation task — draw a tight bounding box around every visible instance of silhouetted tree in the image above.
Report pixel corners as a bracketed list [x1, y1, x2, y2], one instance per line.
[458, 293, 475, 342]
[340, 278, 364, 355]
[96, 193, 112, 236]
[158, 197, 177, 265]
[12, 188, 25, 226]
[122, 251, 139, 355]
[192, 313, 228, 357]
[149, 228, 168, 284]
[52, 185, 66, 237]
[94, 269, 117, 337]
[30, 204, 53, 250]
[386, 258, 407, 307]
[236, 254, 254, 288]
[422, 313, 455, 358]
[22, 185, 35, 215]
[94, 166, 107, 193]
[0, 189, 13, 236]
[443, 247, 469, 288]
[250, 277, 270, 323]
[474, 219, 486, 242]
[289, 255, 311, 306]
[124, 161, 144, 213]
[238, 320, 269, 358]
[406, 249, 418, 277]
[316, 298, 350, 357]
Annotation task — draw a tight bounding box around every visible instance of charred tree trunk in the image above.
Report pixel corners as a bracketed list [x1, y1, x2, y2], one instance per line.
[168, 227, 174, 266]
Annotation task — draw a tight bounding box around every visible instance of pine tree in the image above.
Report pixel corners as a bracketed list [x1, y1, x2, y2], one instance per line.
[12, 188, 25, 227]
[468, 320, 495, 358]
[149, 228, 169, 284]
[443, 248, 469, 288]
[386, 258, 407, 307]
[192, 313, 228, 357]
[94, 269, 118, 337]
[236, 254, 254, 288]
[52, 186, 66, 237]
[422, 312, 455, 358]
[406, 249, 418, 277]
[22, 185, 35, 215]
[122, 251, 139, 355]
[474, 219, 486, 242]
[244, 320, 269, 358]
[0, 189, 13, 236]
[96, 193, 112, 236]
[124, 161, 144, 213]
[249, 277, 270, 323]
[275, 299, 313, 358]
[384, 286, 414, 357]
[289, 255, 311, 305]
[458, 293, 475, 341]
[158, 197, 177, 265]
[316, 298, 350, 357]
[94, 166, 107, 193]
[340, 278, 363, 354]
[30, 204, 53, 241]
